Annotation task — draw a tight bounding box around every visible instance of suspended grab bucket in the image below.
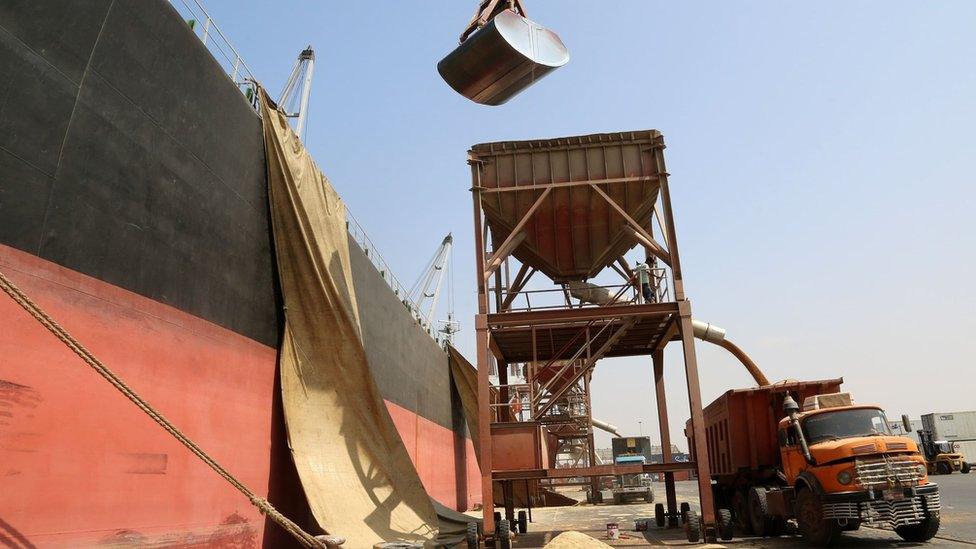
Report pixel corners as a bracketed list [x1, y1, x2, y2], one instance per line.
[438, 9, 569, 106]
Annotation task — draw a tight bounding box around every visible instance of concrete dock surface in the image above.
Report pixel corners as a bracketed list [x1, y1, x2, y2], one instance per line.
[495, 476, 976, 547]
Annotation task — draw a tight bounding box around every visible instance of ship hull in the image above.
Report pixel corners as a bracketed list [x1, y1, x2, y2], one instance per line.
[0, 0, 478, 546]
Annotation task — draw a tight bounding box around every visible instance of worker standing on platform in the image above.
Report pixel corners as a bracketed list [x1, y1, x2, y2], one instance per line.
[636, 261, 654, 303]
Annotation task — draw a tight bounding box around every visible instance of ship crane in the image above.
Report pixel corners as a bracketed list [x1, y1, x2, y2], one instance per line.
[407, 234, 459, 346]
[277, 45, 315, 139]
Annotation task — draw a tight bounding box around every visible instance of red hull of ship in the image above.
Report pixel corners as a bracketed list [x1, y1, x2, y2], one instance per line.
[0, 245, 478, 547]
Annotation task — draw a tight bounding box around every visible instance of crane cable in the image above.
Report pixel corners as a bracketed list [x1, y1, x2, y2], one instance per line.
[0, 269, 326, 549]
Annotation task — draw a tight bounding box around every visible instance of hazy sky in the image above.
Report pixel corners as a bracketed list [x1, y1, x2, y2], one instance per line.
[200, 1, 976, 449]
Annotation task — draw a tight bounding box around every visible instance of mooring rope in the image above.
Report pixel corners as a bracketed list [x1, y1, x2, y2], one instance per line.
[0, 269, 325, 549]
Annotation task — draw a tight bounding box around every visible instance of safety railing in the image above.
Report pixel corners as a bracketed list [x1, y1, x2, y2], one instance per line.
[168, 0, 259, 107]
[497, 269, 670, 314]
[346, 213, 449, 346]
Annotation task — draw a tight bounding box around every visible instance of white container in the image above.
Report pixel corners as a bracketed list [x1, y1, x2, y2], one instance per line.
[953, 440, 976, 462]
[922, 411, 976, 441]
[607, 522, 620, 540]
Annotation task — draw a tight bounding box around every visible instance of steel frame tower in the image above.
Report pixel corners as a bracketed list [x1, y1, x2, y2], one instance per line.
[468, 131, 718, 543]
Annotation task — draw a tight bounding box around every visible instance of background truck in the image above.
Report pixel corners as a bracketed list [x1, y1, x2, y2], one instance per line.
[687, 379, 941, 546]
[610, 437, 654, 504]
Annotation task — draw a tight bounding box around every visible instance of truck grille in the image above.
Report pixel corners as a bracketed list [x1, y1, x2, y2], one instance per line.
[821, 493, 940, 528]
[854, 455, 921, 488]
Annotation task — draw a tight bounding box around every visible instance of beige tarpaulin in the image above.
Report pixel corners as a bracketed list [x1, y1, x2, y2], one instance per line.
[262, 89, 468, 547]
[447, 345, 480, 463]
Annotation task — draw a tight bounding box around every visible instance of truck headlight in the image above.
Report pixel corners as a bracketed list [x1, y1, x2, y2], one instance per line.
[917, 463, 928, 477]
[837, 469, 853, 485]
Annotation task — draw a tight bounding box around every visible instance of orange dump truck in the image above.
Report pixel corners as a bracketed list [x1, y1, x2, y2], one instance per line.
[687, 379, 941, 546]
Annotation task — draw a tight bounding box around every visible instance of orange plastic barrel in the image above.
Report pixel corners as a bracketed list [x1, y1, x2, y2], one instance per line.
[438, 10, 569, 106]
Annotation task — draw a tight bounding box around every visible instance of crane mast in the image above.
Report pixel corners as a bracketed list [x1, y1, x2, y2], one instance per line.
[408, 234, 459, 345]
[277, 46, 315, 139]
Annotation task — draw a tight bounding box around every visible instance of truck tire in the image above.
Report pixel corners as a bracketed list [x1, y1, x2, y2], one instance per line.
[937, 461, 952, 475]
[717, 508, 734, 541]
[496, 519, 511, 549]
[685, 510, 702, 543]
[466, 522, 479, 549]
[655, 503, 666, 527]
[680, 501, 691, 523]
[517, 511, 527, 534]
[732, 490, 753, 534]
[963, 462, 972, 474]
[613, 493, 622, 505]
[795, 488, 841, 547]
[895, 514, 940, 542]
[644, 489, 654, 503]
[747, 487, 775, 537]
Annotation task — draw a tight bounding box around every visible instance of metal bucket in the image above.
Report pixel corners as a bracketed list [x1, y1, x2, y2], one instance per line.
[438, 9, 569, 106]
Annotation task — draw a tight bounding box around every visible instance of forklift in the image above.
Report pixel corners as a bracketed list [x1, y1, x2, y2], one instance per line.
[906, 415, 972, 475]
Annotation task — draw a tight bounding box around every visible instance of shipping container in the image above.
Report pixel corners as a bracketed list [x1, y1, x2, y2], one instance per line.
[953, 440, 976, 463]
[921, 411, 976, 442]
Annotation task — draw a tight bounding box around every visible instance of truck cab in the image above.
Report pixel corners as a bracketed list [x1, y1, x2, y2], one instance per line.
[777, 393, 940, 546]
[611, 454, 653, 504]
[608, 436, 654, 505]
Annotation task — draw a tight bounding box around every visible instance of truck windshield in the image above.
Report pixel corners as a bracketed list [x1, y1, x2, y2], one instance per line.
[803, 408, 891, 444]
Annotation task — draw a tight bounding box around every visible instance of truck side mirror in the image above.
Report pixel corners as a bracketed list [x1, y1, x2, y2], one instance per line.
[901, 414, 912, 433]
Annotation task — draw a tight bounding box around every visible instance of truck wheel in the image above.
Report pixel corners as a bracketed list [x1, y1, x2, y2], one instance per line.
[937, 461, 952, 475]
[685, 510, 702, 543]
[718, 508, 734, 541]
[747, 487, 774, 537]
[732, 490, 753, 534]
[496, 519, 511, 549]
[680, 501, 691, 523]
[466, 522, 479, 549]
[655, 503, 666, 527]
[613, 493, 622, 505]
[963, 462, 972, 474]
[841, 519, 861, 532]
[796, 488, 840, 547]
[895, 514, 940, 542]
[644, 489, 654, 503]
[517, 511, 527, 534]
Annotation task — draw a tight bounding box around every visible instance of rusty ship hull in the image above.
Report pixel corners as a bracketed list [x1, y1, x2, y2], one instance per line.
[0, 1, 478, 546]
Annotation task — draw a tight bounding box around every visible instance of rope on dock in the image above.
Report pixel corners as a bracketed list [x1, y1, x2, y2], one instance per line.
[0, 269, 326, 549]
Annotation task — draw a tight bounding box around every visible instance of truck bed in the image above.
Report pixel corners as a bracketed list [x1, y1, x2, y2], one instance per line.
[686, 379, 843, 479]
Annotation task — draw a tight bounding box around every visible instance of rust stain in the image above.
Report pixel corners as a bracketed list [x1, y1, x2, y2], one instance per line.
[121, 452, 168, 475]
[0, 381, 42, 431]
[96, 514, 256, 548]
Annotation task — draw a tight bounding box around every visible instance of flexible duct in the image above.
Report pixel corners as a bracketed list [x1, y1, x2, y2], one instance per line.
[691, 320, 770, 387]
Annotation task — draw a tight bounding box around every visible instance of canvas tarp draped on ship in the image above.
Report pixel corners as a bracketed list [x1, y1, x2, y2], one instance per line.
[447, 345, 481, 463]
[261, 89, 469, 547]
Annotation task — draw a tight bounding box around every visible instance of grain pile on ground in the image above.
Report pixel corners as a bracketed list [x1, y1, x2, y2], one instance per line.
[543, 531, 612, 548]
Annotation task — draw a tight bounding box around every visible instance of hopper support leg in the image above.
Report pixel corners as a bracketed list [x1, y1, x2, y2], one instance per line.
[678, 304, 716, 534]
[654, 350, 679, 527]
